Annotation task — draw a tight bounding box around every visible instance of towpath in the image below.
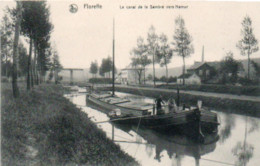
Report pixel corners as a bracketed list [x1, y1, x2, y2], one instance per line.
[115, 85, 260, 103]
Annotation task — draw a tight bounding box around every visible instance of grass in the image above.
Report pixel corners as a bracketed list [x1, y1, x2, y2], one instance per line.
[1, 83, 138, 166]
[156, 84, 260, 97]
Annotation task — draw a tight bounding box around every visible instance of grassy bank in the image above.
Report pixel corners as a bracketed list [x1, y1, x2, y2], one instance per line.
[156, 84, 260, 97]
[99, 86, 260, 117]
[1, 83, 138, 166]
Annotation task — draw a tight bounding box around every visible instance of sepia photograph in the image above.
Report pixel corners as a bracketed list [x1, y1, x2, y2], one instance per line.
[1, 0, 260, 165]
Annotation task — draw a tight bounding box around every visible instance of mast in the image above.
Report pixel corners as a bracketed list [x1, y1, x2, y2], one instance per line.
[112, 18, 115, 96]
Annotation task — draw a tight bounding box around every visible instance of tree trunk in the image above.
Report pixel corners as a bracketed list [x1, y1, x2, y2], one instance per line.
[153, 48, 156, 87]
[30, 63, 34, 87]
[182, 57, 185, 85]
[33, 43, 39, 85]
[12, 1, 22, 98]
[248, 53, 250, 80]
[27, 38, 32, 90]
[144, 67, 146, 85]
[5, 50, 8, 77]
[165, 62, 168, 85]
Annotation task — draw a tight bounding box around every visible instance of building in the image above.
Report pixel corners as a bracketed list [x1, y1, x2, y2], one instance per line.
[116, 66, 144, 85]
[187, 62, 217, 83]
[177, 73, 201, 84]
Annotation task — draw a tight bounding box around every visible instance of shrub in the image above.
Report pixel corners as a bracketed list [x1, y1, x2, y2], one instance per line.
[89, 78, 112, 84]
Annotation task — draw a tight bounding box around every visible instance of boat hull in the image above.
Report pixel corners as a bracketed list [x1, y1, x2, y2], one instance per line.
[86, 94, 219, 141]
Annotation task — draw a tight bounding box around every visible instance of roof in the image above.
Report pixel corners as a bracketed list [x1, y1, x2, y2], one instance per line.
[188, 62, 205, 70]
[178, 73, 193, 78]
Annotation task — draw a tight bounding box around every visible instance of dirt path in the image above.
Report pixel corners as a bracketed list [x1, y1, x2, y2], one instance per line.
[116, 85, 260, 102]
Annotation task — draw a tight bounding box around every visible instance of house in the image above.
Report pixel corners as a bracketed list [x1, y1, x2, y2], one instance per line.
[187, 61, 217, 83]
[116, 66, 144, 85]
[177, 73, 201, 84]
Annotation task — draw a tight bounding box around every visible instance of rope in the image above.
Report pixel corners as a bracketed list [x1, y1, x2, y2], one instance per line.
[136, 116, 142, 132]
[201, 158, 235, 166]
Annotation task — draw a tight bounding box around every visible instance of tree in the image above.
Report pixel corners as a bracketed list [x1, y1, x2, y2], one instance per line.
[90, 61, 98, 78]
[219, 51, 242, 84]
[251, 60, 260, 83]
[11, 1, 22, 98]
[49, 48, 62, 84]
[1, 10, 14, 77]
[99, 56, 113, 78]
[157, 33, 173, 84]
[18, 43, 28, 77]
[21, 1, 53, 89]
[172, 16, 194, 85]
[99, 58, 105, 77]
[147, 25, 159, 87]
[131, 36, 151, 84]
[237, 16, 259, 80]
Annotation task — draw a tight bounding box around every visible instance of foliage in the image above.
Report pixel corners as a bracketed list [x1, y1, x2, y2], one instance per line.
[251, 60, 260, 79]
[131, 37, 151, 84]
[18, 43, 28, 76]
[168, 76, 177, 83]
[219, 51, 243, 84]
[147, 25, 159, 86]
[0, 11, 14, 77]
[90, 61, 98, 77]
[20, 1, 53, 88]
[99, 56, 113, 77]
[157, 83, 260, 96]
[172, 16, 194, 85]
[89, 78, 112, 84]
[49, 48, 62, 72]
[156, 33, 173, 83]
[237, 16, 259, 79]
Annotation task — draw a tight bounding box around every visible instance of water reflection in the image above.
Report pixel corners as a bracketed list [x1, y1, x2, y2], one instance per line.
[219, 113, 236, 144]
[232, 116, 255, 166]
[112, 121, 218, 166]
[232, 142, 254, 166]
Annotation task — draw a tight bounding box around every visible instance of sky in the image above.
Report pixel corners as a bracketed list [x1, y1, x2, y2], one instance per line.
[1, 0, 260, 69]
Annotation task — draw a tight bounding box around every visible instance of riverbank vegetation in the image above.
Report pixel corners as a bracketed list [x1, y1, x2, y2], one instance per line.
[156, 83, 260, 97]
[1, 83, 138, 165]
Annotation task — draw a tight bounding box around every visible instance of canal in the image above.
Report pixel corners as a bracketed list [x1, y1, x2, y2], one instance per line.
[65, 89, 260, 166]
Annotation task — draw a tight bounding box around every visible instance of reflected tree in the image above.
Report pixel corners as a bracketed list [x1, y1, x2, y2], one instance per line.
[232, 116, 254, 166]
[232, 142, 254, 166]
[219, 113, 235, 143]
[248, 118, 260, 134]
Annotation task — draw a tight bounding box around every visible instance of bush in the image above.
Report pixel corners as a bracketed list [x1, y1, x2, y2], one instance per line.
[168, 76, 177, 83]
[89, 78, 112, 84]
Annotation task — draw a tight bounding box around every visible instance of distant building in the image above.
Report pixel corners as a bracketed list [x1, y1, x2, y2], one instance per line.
[117, 66, 144, 85]
[187, 62, 217, 83]
[177, 73, 201, 84]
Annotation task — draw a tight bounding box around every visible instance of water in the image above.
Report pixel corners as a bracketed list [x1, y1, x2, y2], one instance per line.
[65, 89, 260, 166]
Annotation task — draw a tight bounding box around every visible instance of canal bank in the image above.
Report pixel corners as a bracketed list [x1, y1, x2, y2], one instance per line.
[98, 85, 260, 117]
[1, 83, 138, 166]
